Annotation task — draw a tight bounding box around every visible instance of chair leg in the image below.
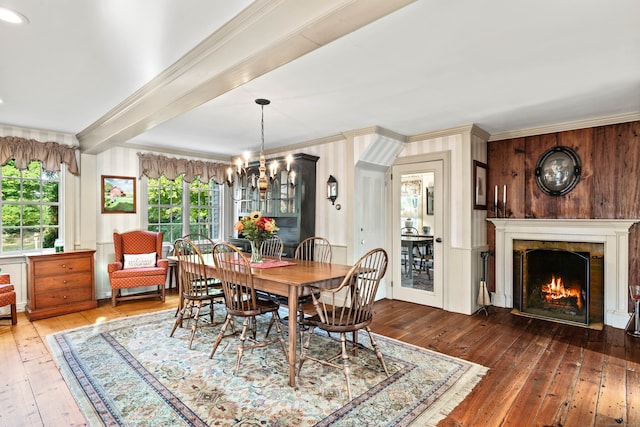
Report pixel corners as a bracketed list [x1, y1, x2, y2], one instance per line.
[188, 302, 203, 350]
[298, 325, 315, 374]
[366, 326, 389, 377]
[210, 314, 233, 359]
[111, 289, 118, 307]
[234, 317, 252, 375]
[10, 303, 17, 325]
[339, 333, 353, 401]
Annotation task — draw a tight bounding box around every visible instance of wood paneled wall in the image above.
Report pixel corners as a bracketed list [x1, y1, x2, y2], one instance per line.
[487, 121, 640, 300]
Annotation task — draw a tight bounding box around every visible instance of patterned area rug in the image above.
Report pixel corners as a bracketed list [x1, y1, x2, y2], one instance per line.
[47, 309, 487, 426]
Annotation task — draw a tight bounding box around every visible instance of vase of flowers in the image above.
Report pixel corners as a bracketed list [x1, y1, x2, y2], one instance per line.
[234, 211, 279, 263]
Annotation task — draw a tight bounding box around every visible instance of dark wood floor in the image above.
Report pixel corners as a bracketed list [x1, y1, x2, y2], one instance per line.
[371, 299, 640, 427]
[1, 292, 638, 426]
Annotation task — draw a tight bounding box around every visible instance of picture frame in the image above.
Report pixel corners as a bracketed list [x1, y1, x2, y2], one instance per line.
[101, 175, 136, 214]
[426, 186, 434, 215]
[473, 160, 488, 210]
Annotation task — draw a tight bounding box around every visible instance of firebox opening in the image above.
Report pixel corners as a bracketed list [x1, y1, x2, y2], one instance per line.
[513, 240, 604, 328]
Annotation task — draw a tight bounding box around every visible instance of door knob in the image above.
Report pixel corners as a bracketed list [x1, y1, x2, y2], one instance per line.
[435, 237, 443, 243]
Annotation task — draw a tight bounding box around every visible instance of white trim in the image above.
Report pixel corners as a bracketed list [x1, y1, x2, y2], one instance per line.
[489, 219, 637, 329]
[489, 113, 640, 142]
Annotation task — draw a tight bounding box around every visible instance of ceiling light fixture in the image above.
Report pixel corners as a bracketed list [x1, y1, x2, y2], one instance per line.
[0, 7, 29, 24]
[227, 99, 295, 200]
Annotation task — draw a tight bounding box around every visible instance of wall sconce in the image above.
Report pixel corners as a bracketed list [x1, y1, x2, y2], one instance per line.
[327, 175, 338, 205]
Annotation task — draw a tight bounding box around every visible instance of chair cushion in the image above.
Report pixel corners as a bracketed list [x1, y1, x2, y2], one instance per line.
[0, 289, 16, 306]
[123, 252, 157, 269]
[0, 283, 15, 294]
[111, 266, 166, 278]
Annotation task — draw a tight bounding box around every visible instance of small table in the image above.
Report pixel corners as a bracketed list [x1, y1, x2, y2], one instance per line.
[401, 235, 433, 279]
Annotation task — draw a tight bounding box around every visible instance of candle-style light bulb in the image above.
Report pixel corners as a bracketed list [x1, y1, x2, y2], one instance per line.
[290, 170, 296, 186]
[286, 154, 293, 172]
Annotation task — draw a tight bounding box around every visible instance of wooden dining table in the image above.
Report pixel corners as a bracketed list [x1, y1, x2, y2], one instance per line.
[179, 254, 354, 387]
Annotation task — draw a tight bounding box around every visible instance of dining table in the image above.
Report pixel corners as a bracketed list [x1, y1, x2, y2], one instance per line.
[177, 253, 354, 387]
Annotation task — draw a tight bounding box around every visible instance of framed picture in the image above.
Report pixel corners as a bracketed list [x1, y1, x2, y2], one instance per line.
[101, 175, 136, 214]
[426, 186, 434, 215]
[473, 160, 488, 210]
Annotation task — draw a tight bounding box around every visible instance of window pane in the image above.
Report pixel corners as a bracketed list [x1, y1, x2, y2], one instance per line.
[42, 227, 58, 249]
[43, 205, 59, 225]
[148, 207, 159, 223]
[23, 228, 40, 250]
[42, 181, 59, 202]
[2, 228, 21, 251]
[1, 178, 21, 201]
[22, 205, 41, 226]
[1, 203, 21, 226]
[22, 180, 40, 201]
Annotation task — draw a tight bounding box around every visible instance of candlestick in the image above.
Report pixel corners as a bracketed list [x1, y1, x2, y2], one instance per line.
[503, 185, 507, 213]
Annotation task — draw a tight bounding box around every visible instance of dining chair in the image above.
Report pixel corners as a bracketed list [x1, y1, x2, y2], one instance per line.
[260, 235, 284, 260]
[173, 234, 221, 316]
[298, 247, 389, 401]
[170, 238, 224, 349]
[294, 236, 332, 263]
[210, 242, 288, 375]
[266, 236, 333, 339]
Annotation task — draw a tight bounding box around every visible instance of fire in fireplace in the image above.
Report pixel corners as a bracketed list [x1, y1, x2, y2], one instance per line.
[513, 240, 604, 327]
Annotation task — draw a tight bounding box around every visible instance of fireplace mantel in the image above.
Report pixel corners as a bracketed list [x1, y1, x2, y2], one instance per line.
[488, 218, 637, 329]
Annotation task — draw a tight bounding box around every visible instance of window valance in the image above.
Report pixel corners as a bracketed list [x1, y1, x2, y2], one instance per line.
[0, 137, 79, 175]
[137, 152, 229, 184]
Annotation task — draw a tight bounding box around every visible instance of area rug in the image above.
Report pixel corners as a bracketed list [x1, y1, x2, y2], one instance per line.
[47, 309, 487, 426]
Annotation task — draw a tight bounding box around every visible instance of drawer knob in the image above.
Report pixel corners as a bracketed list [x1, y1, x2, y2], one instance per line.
[63, 295, 68, 299]
[63, 280, 67, 284]
[61, 264, 66, 268]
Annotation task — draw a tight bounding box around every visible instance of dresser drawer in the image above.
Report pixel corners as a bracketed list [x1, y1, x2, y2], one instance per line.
[35, 287, 93, 309]
[34, 257, 91, 277]
[34, 272, 92, 292]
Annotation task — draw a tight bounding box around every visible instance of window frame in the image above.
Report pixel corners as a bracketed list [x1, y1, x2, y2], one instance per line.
[142, 176, 222, 243]
[0, 159, 64, 254]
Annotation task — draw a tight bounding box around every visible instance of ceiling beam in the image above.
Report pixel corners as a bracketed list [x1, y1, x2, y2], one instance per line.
[77, 0, 416, 154]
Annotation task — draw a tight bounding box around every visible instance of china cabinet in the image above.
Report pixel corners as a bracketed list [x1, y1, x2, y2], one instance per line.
[232, 153, 318, 256]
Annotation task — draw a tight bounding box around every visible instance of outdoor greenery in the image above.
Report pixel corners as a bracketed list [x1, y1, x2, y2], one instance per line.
[1, 160, 60, 252]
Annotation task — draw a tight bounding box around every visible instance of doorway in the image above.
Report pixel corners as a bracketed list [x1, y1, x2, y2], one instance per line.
[391, 160, 444, 308]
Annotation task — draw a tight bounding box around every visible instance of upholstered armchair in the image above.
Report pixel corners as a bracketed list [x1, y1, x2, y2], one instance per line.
[108, 230, 168, 307]
[0, 273, 17, 325]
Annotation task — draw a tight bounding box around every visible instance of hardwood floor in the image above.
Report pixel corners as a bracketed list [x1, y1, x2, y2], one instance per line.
[1, 293, 638, 426]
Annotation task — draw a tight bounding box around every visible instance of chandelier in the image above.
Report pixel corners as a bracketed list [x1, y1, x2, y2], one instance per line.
[226, 99, 295, 200]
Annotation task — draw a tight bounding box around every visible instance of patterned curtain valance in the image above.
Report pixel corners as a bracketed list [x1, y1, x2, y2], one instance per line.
[0, 137, 79, 175]
[137, 152, 229, 184]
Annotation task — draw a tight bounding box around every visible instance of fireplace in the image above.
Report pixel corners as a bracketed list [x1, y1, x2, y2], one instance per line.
[488, 219, 636, 330]
[513, 240, 604, 327]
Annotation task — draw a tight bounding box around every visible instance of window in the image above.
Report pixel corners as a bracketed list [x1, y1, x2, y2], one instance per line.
[146, 176, 221, 243]
[0, 160, 60, 253]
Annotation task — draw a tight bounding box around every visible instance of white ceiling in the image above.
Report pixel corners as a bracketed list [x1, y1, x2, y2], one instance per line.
[1, 0, 639, 160]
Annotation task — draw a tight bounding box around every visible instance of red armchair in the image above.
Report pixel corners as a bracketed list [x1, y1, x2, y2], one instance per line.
[0, 273, 17, 325]
[108, 230, 168, 307]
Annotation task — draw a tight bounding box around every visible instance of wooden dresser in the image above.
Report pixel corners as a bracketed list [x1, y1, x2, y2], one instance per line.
[26, 249, 97, 321]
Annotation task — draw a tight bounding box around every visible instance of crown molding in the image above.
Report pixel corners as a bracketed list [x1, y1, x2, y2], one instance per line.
[489, 112, 640, 141]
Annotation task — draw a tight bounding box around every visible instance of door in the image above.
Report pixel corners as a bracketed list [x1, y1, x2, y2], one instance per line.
[354, 163, 386, 258]
[392, 160, 444, 308]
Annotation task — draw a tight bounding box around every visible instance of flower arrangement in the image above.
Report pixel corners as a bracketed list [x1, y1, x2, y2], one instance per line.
[234, 211, 279, 243]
